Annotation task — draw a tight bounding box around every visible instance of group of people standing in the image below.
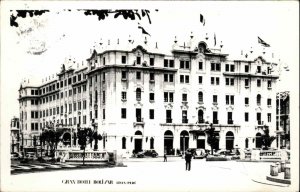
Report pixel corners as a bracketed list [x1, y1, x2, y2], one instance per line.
[163, 150, 193, 171]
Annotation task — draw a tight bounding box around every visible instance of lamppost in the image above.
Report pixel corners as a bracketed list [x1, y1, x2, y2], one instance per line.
[93, 104, 98, 150]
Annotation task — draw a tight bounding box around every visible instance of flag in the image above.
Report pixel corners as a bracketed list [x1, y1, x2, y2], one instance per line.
[258, 36, 270, 47]
[200, 14, 205, 26]
[138, 25, 151, 36]
[214, 33, 216, 46]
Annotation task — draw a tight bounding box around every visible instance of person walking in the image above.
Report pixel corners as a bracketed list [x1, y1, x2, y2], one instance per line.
[185, 150, 192, 171]
[164, 153, 167, 162]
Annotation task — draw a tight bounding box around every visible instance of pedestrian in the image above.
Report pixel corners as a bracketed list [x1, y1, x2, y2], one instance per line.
[164, 153, 167, 162]
[185, 150, 192, 171]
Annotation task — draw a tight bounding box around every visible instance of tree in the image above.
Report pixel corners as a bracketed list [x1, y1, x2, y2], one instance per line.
[77, 127, 102, 165]
[204, 123, 218, 155]
[261, 126, 276, 150]
[40, 128, 64, 159]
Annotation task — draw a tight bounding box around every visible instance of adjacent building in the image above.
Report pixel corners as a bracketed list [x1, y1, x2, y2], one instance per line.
[10, 117, 20, 153]
[18, 34, 280, 156]
[276, 91, 290, 149]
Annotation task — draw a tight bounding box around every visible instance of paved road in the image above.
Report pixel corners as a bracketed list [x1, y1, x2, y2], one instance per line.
[7, 158, 294, 192]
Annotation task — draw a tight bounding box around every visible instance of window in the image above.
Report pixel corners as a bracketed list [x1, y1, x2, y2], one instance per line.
[213, 111, 218, 124]
[226, 78, 235, 86]
[257, 79, 261, 87]
[182, 110, 188, 123]
[136, 71, 141, 80]
[257, 112, 261, 123]
[213, 95, 218, 104]
[225, 64, 229, 72]
[164, 59, 168, 67]
[121, 55, 126, 64]
[245, 79, 249, 87]
[69, 118, 72, 126]
[166, 110, 172, 123]
[150, 57, 154, 66]
[211, 63, 221, 71]
[78, 101, 81, 110]
[78, 87, 81, 93]
[69, 104, 72, 113]
[102, 91, 106, 104]
[182, 93, 187, 102]
[136, 56, 141, 65]
[83, 85, 86, 92]
[121, 71, 127, 80]
[78, 74, 82, 81]
[198, 76, 203, 84]
[226, 95, 234, 105]
[245, 112, 249, 122]
[169, 60, 174, 68]
[103, 57, 106, 65]
[199, 62, 203, 70]
[245, 97, 249, 105]
[149, 93, 155, 102]
[211, 77, 220, 85]
[149, 109, 154, 119]
[121, 108, 126, 119]
[83, 100, 87, 109]
[267, 113, 271, 122]
[245, 65, 249, 73]
[267, 98, 272, 106]
[136, 108, 142, 122]
[180, 60, 190, 69]
[257, 94, 261, 105]
[267, 80, 272, 88]
[198, 92, 203, 103]
[122, 137, 126, 149]
[180, 75, 189, 83]
[73, 88, 76, 95]
[73, 76, 77, 83]
[230, 65, 235, 72]
[257, 66, 261, 73]
[136, 88, 141, 101]
[227, 112, 233, 124]
[150, 73, 155, 82]
[164, 92, 174, 102]
[73, 102, 77, 111]
[83, 115, 86, 124]
[69, 89, 72, 96]
[164, 74, 174, 82]
[121, 92, 127, 101]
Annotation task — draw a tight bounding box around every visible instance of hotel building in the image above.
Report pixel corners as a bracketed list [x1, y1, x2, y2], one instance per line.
[18, 34, 279, 156]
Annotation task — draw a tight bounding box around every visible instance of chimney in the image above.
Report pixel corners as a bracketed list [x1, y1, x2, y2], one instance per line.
[174, 36, 177, 44]
[155, 42, 158, 49]
[117, 38, 119, 44]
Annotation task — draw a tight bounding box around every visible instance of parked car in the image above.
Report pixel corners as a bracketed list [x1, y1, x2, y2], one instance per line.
[11, 152, 22, 160]
[143, 150, 158, 157]
[194, 149, 208, 159]
[136, 151, 145, 158]
[26, 152, 36, 160]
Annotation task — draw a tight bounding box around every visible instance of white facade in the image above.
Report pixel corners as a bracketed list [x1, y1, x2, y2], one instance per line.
[18, 36, 279, 156]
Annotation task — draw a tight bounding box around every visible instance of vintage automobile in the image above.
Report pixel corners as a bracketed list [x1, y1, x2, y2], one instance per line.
[143, 150, 158, 158]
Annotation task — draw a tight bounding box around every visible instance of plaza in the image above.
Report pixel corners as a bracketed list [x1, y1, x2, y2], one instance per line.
[8, 158, 293, 192]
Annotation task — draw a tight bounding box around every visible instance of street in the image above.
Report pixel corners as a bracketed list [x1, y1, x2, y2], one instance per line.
[8, 158, 293, 192]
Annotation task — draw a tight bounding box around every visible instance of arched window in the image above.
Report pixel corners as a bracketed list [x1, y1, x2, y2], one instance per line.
[136, 88, 141, 101]
[198, 91, 203, 103]
[257, 94, 261, 105]
[122, 137, 126, 149]
[198, 110, 204, 123]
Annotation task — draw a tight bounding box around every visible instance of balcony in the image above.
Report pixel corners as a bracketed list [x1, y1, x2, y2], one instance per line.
[228, 120, 234, 125]
[213, 120, 219, 124]
[133, 118, 144, 127]
[182, 119, 188, 124]
[257, 120, 264, 125]
[166, 118, 172, 123]
[197, 119, 205, 124]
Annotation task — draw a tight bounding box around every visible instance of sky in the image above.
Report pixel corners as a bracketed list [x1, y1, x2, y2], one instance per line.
[1, 1, 299, 128]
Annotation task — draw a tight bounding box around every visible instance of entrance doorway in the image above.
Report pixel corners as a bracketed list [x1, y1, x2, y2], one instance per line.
[180, 131, 189, 152]
[164, 130, 174, 155]
[225, 131, 234, 150]
[255, 133, 262, 148]
[62, 132, 71, 146]
[134, 130, 143, 152]
[197, 132, 206, 149]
